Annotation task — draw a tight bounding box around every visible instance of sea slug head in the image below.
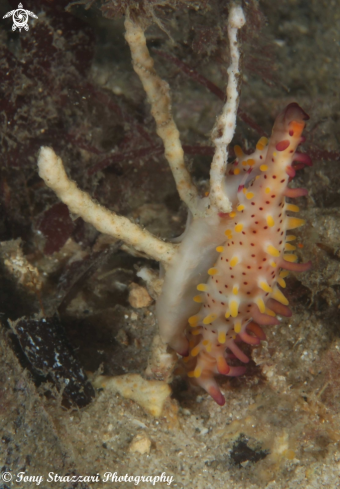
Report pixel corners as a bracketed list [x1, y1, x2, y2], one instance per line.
[272, 102, 310, 145]
[262, 102, 311, 182]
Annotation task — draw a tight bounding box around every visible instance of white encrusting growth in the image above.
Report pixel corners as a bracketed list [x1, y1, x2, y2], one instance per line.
[209, 5, 246, 214]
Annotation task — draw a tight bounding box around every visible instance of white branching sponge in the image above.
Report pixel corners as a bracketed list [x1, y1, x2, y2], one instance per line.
[37, 5, 312, 405]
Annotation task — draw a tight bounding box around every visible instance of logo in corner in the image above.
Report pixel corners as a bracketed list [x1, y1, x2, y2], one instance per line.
[3, 3, 38, 32]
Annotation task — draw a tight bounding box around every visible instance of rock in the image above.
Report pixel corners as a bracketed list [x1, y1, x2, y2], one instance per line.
[92, 373, 171, 417]
[128, 283, 153, 308]
[129, 433, 151, 454]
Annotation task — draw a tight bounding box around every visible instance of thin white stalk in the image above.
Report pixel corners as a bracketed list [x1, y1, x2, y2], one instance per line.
[209, 5, 246, 214]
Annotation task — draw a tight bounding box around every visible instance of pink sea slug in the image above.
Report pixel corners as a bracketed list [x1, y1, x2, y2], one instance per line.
[156, 103, 312, 405]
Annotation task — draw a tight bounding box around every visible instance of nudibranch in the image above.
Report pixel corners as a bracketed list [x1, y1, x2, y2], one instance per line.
[157, 103, 312, 405]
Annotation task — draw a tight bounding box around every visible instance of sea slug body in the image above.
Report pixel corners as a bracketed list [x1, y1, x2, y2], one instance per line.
[157, 103, 312, 405]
